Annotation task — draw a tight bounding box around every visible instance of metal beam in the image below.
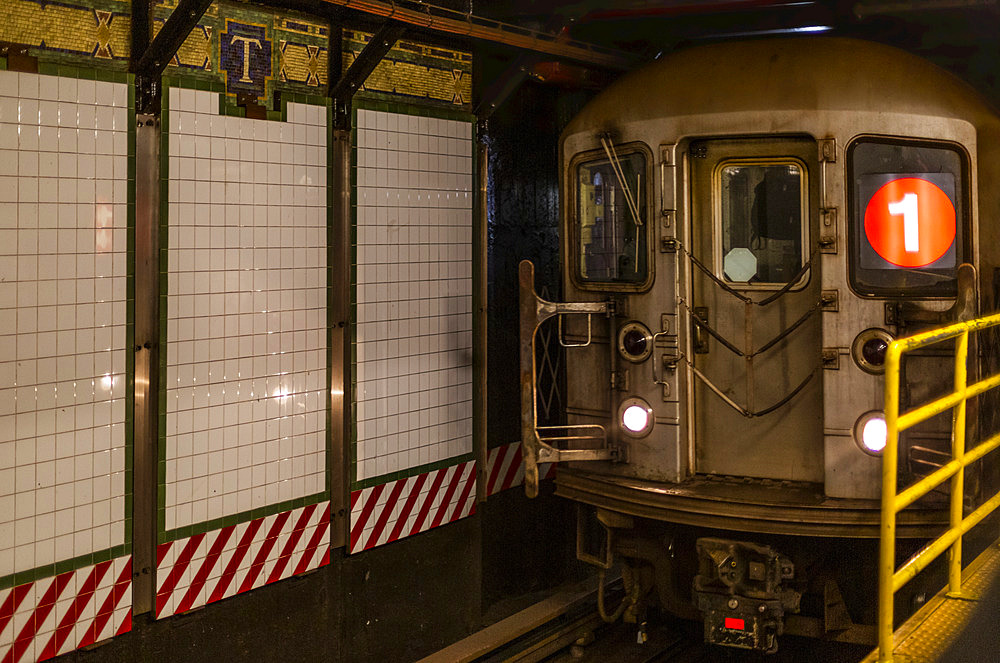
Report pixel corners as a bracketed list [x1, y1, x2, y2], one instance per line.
[331, 20, 407, 128]
[134, 0, 214, 112]
[317, 0, 636, 70]
[134, 0, 214, 76]
[474, 53, 538, 121]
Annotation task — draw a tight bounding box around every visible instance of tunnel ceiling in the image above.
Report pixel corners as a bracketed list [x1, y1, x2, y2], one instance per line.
[256, 0, 1000, 104]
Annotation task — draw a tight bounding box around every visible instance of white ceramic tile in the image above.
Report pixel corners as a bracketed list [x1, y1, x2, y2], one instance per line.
[0, 71, 129, 579]
[354, 111, 473, 481]
[165, 91, 327, 530]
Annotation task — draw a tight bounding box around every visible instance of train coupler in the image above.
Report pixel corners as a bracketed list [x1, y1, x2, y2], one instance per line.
[692, 538, 800, 654]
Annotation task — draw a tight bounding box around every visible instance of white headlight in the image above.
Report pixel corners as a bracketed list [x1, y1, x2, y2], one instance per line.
[854, 411, 887, 455]
[623, 405, 649, 432]
[619, 398, 653, 437]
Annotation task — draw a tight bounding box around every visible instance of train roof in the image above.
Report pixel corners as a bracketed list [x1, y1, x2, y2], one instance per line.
[564, 37, 998, 137]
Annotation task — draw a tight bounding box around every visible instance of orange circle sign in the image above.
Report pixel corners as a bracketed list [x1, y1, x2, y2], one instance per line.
[863, 177, 956, 268]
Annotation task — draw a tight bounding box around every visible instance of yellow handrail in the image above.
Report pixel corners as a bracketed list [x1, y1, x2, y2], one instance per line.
[878, 311, 1000, 662]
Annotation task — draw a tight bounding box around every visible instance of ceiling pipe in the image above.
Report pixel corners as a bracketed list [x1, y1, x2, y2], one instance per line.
[316, 0, 638, 70]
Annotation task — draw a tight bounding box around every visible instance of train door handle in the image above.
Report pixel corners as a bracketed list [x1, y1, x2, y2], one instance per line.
[693, 306, 710, 354]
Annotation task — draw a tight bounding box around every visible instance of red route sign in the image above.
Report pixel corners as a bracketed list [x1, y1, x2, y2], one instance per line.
[863, 177, 956, 268]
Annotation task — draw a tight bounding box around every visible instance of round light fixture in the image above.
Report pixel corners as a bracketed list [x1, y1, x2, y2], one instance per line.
[617, 321, 653, 363]
[619, 397, 654, 438]
[852, 328, 894, 375]
[853, 410, 888, 455]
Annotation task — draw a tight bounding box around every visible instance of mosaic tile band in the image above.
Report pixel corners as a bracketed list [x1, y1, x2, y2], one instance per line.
[155, 501, 330, 619]
[484, 442, 555, 497]
[349, 460, 476, 553]
[0, 555, 131, 663]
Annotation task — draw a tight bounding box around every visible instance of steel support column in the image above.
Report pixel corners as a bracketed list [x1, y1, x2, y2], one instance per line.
[473, 128, 488, 502]
[329, 129, 351, 549]
[330, 20, 407, 129]
[132, 115, 161, 615]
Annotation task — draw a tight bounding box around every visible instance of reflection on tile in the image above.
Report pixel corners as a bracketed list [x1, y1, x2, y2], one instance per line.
[164, 88, 327, 530]
[354, 109, 473, 481]
[0, 70, 129, 579]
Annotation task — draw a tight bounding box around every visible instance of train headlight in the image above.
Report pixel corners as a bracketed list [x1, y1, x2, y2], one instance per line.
[854, 410, 887, 455]
[618, 322, 653, 363]
[852, 328, 894, 374]
[619, 397, 654, 437]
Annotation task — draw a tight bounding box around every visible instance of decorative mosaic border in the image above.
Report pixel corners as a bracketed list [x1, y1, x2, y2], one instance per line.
[154, 501, 330, 619]
[484, 442, 555, 497]
[344, 29, 472, 109]
[349, 460, 476, 553]
[0, 0, 131, 69]
[0, 555, 132, 663]
[152, 0, 329, 109]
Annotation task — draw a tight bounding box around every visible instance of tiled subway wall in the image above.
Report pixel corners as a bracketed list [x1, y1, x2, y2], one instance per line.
[354, 108, 473, 482]
[163, 87, 328, 533]
[0, 70, 130, 581]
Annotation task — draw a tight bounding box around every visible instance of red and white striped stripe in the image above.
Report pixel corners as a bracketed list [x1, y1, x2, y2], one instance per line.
[350, 460, 476, 553]
[0, 555, 132, 663]
[155, 501, 330, 619]
[484, 442, 555, 496]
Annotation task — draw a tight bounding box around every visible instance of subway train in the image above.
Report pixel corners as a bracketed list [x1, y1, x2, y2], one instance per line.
[518, 37, 1000, 653]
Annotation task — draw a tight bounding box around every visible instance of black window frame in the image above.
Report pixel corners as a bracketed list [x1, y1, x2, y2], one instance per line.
[847, 136, 971, 298]
[568, 142, 654, 293]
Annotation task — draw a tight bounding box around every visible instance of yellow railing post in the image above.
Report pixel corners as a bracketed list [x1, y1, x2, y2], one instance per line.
[949, 330, 968, 596]
[876, 312, 1000, 661]
[879, 342, 903, 663]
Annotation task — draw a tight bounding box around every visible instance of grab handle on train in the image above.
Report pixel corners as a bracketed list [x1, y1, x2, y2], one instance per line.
[519, 260, 617, 497]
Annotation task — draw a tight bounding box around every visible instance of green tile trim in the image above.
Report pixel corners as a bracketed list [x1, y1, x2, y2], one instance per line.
[349, 105, 359, 487]
[157, 76, 172, 541]
[161, 75, 330, 122]
[26, 62, 132, 85]
[350, 454, 476, 491]
[158, 491, 330, 544]
[0, 545, 131, 592]
[326, 103, 335, 499]
[352, 97, 475, 124]
[125, 78, 137, 552]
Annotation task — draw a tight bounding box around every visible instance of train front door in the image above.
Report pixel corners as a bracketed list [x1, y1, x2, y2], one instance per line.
[688, 137, 824, 482]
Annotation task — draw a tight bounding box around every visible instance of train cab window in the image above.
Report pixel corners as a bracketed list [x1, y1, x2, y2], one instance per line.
[718, 161, 806, 285]
[575, 151, 648, 285]
[848, 138, 968, 297]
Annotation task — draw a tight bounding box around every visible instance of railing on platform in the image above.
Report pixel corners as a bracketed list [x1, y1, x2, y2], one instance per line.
[878, 312, 1000, 662]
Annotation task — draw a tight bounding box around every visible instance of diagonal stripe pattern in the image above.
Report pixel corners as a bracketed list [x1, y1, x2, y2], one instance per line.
[0, 556, 132, 663]
[350, 460, 477, 553]
[484, 442, 555, 496]
[155, 501, 331, 620]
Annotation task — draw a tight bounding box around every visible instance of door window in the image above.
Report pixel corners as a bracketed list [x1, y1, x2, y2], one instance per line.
[718, 160, 807, 286]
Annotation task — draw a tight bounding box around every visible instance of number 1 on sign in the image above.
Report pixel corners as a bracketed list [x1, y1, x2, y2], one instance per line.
[888, 193, 919, 253]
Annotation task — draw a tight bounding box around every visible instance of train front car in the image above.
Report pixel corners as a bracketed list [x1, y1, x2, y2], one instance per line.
[518, 37, 1000, 653]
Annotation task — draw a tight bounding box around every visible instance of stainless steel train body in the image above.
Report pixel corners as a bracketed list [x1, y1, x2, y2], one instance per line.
[519, 37, 1000, 652]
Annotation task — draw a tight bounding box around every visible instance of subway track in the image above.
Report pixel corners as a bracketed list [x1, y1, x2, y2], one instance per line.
[424, 577, 872, 663]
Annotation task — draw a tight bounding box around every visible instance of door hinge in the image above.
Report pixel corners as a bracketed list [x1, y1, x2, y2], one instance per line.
[611, 369, 629, 391]
[820, 290, 839, 312]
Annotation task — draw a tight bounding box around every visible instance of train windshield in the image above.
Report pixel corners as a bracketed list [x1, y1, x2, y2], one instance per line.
[718, 161, 807, 285]
[576, 152, 648, 284]
[848, 138, 967, 297]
